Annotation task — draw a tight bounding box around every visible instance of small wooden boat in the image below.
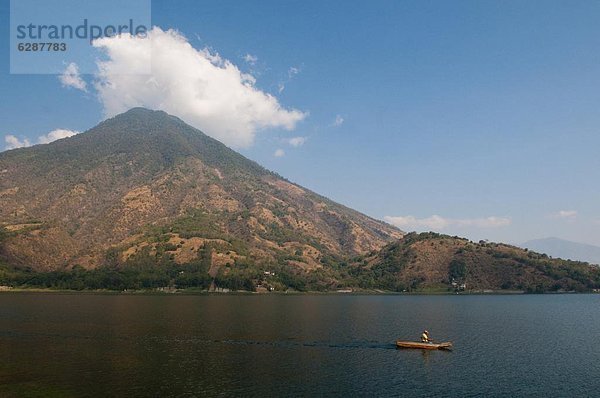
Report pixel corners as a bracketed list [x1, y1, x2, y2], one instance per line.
[396, 340, 453, 350]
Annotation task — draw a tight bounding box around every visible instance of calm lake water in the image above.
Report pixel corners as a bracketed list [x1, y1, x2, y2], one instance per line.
[1, 293, 599, 397]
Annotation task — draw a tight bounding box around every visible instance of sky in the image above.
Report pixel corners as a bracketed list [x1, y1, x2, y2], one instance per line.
[1, 0, 599, 246]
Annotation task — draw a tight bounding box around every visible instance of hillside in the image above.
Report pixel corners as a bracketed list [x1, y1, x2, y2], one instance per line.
[521, 238, 600, 266]
[1, 109, 599, 293]
[350, 232, 600, 293]
[0, 108, 402, 279]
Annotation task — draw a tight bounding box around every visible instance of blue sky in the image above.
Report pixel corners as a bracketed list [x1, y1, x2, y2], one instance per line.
[1, 0, 599, 245]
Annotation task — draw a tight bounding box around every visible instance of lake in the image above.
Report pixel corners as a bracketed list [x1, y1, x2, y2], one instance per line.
[1, 293, 599, 397]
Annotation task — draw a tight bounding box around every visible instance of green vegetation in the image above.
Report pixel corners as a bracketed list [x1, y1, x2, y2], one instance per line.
[449, 259, 467, 280]
[0, 263, 203, 291]
[170, 208, 227, 240]
[0, 261, 337, 293]
[348, 242, 411, 291]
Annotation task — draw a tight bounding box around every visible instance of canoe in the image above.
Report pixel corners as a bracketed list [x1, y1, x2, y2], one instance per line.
[396, 340, 453, 350]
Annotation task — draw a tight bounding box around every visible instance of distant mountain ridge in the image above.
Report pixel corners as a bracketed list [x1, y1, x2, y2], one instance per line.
[521, 238, 600, 265]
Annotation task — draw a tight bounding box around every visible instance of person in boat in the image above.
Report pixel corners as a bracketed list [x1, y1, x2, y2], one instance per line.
[421, 330, 430, 343]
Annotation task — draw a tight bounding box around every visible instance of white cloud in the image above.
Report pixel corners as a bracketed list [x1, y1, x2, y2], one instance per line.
[385, 215, 449, 230]
[288, 66, 300, 78]
[332, 114, 344, 127]
[274, 148, 285, 157]
[59, 62, 87, 92]
[3, 129, 80, 151]
[243, 53, 258, 65]
[550, 210, 577, 219]
[288, 136, 306, 147]
[277, 66, 301, 94]
[384, 215, 511, 231]
[37, 129, 80, 144]
[4, 135, 31, 150]
[91, 28, 306, 148]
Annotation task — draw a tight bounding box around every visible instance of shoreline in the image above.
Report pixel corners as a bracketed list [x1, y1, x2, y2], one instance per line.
[0, 287, 594, 296]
